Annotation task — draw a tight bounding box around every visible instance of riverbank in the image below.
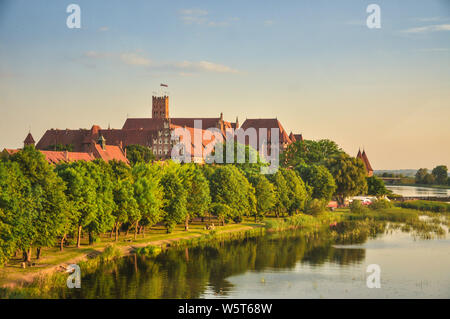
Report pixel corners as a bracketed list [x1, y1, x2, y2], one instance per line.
[387, 183, 450, 190]
[0, 220, 261, 289]
[1, 207, 447, 298]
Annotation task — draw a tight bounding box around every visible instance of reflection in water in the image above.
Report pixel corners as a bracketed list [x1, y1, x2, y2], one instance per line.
[386, 185, 450, 197]
[60, 231, 365, 299]
[57, 227, 450, 299]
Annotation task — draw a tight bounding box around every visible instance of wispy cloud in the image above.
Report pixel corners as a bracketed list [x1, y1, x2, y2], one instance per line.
[82, 51, 239, 74]
[175, 61, 238, 73]
[179, 9, 209, 25]
[416, 48, 449, 52]
[402, 24, 450, 33]
[120, 53, 151, 66]
[179, 8, 237, 27]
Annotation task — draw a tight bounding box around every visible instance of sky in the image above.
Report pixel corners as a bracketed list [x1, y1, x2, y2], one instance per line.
[0, 0, 449, 170]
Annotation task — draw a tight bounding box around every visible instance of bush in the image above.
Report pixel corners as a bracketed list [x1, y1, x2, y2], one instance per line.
[135, 245, 161, 257]
[232, 215, 243, 224]
[369, 198, 393, 210]
[396, 200, 450, 213]
[304, 199, 327, 216]
[99, 245, 122, 262]
[349, 200, 368, 214]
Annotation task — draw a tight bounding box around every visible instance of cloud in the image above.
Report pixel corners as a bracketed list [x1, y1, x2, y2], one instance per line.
[416, 48, 449, 52]
[120, 53, 151, 66]
[179, 9, 208, 25]
[98, 26, 109, 32]
[264, 20, 274, 26]
[175, 61, 239, 73]
[82, 51, 238, 74]
[179, 8, 236, 27]
[402, 24, 450, 33]
[84, 51, 110, 58]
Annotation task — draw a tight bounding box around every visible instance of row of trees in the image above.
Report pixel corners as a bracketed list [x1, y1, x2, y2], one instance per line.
[0, 139, 380, 266]
[415, 165, 449, 186]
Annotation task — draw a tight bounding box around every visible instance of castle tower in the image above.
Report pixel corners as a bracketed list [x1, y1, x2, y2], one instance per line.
[152, 96, 169, 119]
[24, 132, 35, 147]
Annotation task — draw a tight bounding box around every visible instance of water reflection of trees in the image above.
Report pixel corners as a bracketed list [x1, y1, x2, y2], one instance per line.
[62, 231, 366, 299]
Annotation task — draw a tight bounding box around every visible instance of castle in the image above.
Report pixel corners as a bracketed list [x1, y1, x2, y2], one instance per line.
[34, 95, 302, 163]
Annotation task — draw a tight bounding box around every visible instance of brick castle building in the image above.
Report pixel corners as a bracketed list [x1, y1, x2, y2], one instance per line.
[34, 95, 302, 162]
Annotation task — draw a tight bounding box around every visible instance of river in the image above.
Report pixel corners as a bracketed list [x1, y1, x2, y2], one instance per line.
[386, 185, 450, 198]
[60, 226, 450, 299]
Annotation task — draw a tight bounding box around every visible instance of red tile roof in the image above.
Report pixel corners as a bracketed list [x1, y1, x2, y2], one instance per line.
[240, 118, 292, 145]
[357, 149, 373, 175]
[40, 150, 95, 164]
[91, 144, 128, 163]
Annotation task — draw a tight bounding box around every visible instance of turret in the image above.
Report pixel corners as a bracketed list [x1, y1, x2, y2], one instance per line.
[152, 96, 169, 119]
[98, 135, 106, 150]
[24, 132, 35, 147]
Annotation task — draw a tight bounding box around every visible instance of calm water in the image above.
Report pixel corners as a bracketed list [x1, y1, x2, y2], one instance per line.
[61, 228, 450, 299]
[386, 185, 450, 198]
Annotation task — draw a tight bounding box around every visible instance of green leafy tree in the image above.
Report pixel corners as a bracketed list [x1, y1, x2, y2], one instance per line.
[109, 161, 138, 241]
[160, 170, 187, 233]
[282, 139, 343, 167]
[0, 161, 34, 265]
[366, 176, 389, 197]
[267, 170, 290, 217]
[11, 146, 68, 260]
[132, 163, 164, 238]
[126, 144, 155, 166]
[248, 174, 276, 222]
[56, 161, 98, 248]
[280, 169, 308, 215]
[179, 164, 211, 230]
[326, 153, 368, 206]
[84, 160, 115, 244]
[296, 164, 336, 201]
[415, 168, 428, 184]
[209, 166, 251, 224]
[431, 165, 448, 185]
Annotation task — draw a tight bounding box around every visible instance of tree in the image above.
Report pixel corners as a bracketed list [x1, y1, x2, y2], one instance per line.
[209, 166, 251, 224]
[0, 161, 33, 265]
[280, 169, 308, 215]
[248, 174, 275, 222]
[160, 170, 187, 233]
[366, 176, 389, 197]
[415, 168, 428, 184]
[125, 145, 155, 166]
[56, 161, 98, 248]
[326, 153, 368, 206]
[179, 164, 211, 230]
[84, 160, 115, 245]
[11, 146, 68, 260]
[109, 160, 138, 241]
[296, 164, 336, 201]
[267, 170, 290, 217]
[282, 139, 342, 167]
[132, 163, 164, 238]
[432, 165, 448, 185]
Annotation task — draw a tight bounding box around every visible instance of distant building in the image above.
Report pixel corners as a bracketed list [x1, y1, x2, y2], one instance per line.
[357, 149, 374, 177]
[3, 133, 128, 165]
[35, 95, 302, 162]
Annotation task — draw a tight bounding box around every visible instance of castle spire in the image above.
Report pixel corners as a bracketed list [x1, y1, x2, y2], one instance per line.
[24, 132, 35, 147]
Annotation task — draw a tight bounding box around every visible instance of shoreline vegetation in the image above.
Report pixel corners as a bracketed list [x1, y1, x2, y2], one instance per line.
[1, 204, 448, 298]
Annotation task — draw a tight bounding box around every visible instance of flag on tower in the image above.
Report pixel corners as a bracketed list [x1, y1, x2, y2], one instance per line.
[160, 83, 168, 87]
